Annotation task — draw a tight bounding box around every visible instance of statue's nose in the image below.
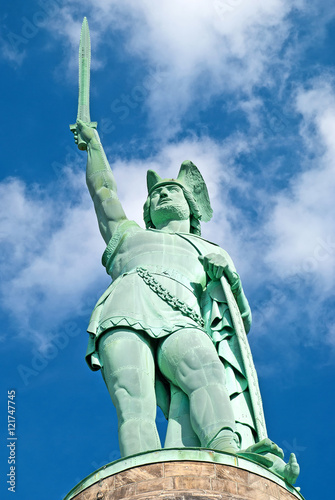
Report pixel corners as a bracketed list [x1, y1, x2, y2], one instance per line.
[160, 188, 169, 198]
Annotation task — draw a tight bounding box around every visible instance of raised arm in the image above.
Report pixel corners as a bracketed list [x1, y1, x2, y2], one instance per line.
[74, 120, 127, 244]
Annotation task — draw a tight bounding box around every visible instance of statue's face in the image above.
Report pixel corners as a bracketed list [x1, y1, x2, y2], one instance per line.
[150, 184, 190, 227]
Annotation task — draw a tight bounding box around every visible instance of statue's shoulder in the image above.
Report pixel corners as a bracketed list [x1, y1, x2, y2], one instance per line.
[102, 220, 143, 269]
[178, 232, 218, 246]
[178, 232, 221, 252]
[178, 232, 234, 265]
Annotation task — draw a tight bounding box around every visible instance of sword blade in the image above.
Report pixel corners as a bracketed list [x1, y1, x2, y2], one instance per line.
[220, 276, 268, 440]
[77, 17, 91, 123]
[70, 17, 97, 151]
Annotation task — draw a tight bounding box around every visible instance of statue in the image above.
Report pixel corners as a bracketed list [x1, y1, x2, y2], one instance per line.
[70, 18, 300, 485]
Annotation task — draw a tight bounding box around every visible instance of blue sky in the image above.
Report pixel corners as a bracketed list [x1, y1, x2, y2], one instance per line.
[1, 1, 334, 498]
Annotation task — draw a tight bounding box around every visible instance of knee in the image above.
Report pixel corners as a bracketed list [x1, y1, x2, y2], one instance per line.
[113, 388, 151, 421]
[103, 367, 157, 421]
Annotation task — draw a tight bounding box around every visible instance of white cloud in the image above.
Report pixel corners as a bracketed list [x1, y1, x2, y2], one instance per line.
[247, 78, 335, 349]
[43, 0, 305, 136]
[264, 79, 335, 287]
[0, 171, 108, 349]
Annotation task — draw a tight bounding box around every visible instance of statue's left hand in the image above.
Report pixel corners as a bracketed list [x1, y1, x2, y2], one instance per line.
[199, 253, 239, 287]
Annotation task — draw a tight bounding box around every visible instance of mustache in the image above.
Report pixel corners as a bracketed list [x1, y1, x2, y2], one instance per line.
[157, 198, 172, 203]
[154, 201, 188, 209]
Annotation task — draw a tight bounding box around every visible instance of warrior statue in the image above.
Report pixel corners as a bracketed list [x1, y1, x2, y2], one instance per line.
[70, 18, 299, 485]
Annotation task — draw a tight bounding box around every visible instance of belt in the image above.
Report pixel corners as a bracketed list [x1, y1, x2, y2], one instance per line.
[136, 266, 205, 328]
[122, 264, 201, 295]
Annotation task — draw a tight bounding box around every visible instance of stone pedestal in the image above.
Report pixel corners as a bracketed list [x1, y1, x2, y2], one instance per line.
[64, 449, 304, 500]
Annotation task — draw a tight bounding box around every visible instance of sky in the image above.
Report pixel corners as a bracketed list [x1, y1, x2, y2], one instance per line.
[1, 0, 334, 498]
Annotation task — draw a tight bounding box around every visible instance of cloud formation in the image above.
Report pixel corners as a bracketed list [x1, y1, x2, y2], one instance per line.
[250, 79, 335, 349]
[2, 0, 335, 360]
[265, 79, 335, 287]
[0, 170, 108, 350]
[42, 0, 306, 136]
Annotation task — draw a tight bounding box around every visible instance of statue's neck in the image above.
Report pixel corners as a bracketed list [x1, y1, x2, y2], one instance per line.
[154, 219, 190, 233]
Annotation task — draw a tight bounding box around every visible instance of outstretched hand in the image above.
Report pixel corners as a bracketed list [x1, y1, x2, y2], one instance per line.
[199, 253, 239, 288]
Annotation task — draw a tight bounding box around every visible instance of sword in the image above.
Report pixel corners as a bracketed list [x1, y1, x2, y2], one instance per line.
[70, 17, 97, 150]
[219, 276, 268, 441]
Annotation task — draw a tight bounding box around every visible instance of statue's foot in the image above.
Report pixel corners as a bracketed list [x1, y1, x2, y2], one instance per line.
[283, 453, 300, 484]
[245, 438, 284, 459]
[237, 451, 274, 468]
[209, 429, 239, 454]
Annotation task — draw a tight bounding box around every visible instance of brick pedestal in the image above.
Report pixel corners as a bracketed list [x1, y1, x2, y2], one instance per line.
[64, 449, 303, 500]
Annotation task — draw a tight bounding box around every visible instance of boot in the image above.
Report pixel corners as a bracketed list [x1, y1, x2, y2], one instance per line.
[208, 428, 239, 454]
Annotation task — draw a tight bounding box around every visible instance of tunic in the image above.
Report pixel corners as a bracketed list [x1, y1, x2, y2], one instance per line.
[85, 219, 236, 370]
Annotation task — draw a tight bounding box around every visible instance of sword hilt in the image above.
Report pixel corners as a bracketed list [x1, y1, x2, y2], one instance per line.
[70, 121, 98, 151]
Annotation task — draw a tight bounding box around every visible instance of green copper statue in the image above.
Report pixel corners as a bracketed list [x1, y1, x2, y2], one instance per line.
[70, 18, 300, 485]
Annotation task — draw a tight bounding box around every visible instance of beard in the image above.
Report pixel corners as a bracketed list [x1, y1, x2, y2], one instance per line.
[151, 202, 190, 227]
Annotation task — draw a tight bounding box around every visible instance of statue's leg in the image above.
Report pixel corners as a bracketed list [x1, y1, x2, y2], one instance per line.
[98, 328, 161, 457]
[164, 383, 200, 448]
[158, 328, 238, 452]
